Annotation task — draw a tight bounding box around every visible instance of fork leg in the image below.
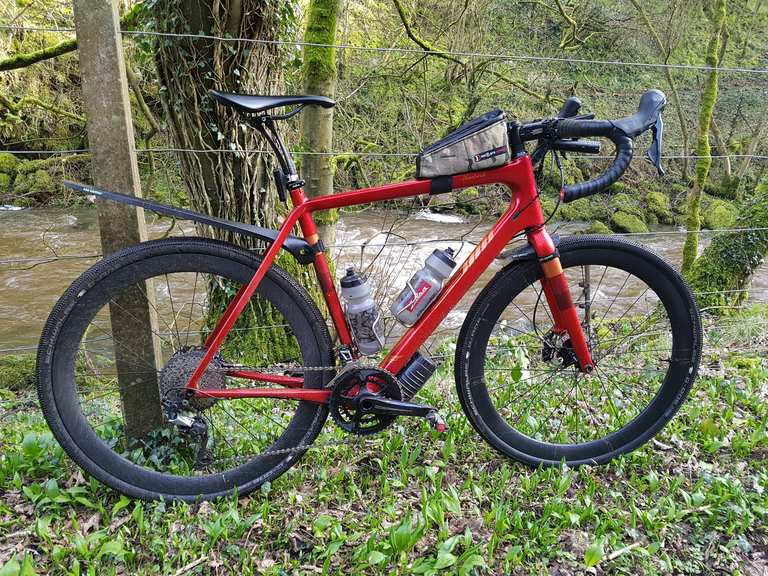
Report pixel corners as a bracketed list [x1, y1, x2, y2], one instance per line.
[527, 228, 594, 373]
[540, 257, 594, 373]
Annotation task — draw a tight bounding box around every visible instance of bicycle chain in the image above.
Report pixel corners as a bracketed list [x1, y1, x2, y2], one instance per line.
[186, 360, 409, 463]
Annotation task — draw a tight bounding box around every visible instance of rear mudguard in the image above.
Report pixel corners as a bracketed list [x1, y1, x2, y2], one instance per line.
[63, 181, 315, 264]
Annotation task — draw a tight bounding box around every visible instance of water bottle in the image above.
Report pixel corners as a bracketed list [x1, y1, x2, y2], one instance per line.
[391, 247, 456, 326]
[340, 267, 383, 356]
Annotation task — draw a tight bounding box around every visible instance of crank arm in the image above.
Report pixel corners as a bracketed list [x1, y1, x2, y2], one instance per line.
[359, 396, 434, 417]
[359, 396, 447, 432]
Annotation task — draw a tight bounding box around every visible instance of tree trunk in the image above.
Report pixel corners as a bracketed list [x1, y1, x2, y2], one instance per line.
[687, 182, 768, 311]
[629, 0, 690, 182]
[681, 0, 727, 273]
[153, 0, 288, 244]
[153, 1, 315, 360]
[300, 0, 340, 246]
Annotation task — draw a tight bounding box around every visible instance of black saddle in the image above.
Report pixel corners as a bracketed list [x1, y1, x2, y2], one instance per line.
[210, 90, 335, 114]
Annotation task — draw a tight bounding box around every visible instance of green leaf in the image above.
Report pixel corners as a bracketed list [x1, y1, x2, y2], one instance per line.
[98, 539, 125, 559]
[584, 538, 605, 567]
[567, 512, 580, 526]
[21, 434, 41, 459]
[18, 555, 36, 576]
[34, 516, 51, 540]
[111, 496, 131, 516]
[0, 556, 21, 576]
[434, 550, 457, 570]
[459, 553, 487, 576]
[700, 418, 720, 438]
[313, 514, 333, 532]
[368, 550, 386, 565]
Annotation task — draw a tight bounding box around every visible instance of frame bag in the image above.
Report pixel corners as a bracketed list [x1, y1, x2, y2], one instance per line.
[416, 108, 510, 179]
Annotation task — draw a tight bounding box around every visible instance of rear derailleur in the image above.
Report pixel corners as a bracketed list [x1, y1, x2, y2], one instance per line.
[161, 393, 214, 469]
[329, 368, 446, 436]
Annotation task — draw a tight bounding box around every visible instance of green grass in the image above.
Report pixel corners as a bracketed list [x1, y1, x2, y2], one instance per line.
[1, 325, 767, 575]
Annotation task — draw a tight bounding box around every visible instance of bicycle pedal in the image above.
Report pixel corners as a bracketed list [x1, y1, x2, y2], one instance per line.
[425, 410, 447, 433]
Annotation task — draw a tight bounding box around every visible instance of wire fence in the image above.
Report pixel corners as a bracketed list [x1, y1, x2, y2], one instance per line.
[2, 24, 768, 75]
[3, 148, 768, 162]
[2, 21, 767, 358]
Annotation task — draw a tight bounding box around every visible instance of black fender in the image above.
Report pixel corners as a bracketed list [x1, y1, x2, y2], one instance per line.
[64, 181, 315, 264]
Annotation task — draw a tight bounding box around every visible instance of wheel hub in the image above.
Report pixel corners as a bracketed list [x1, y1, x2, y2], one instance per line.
[541, 332, 579, 369]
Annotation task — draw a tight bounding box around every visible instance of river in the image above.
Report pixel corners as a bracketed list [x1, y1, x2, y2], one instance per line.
[1, 206, 766, 352]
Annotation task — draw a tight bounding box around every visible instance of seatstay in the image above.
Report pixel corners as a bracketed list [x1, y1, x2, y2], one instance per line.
[63, 181, 315, 264]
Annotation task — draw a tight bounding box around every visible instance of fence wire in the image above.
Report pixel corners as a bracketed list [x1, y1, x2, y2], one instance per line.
[2, 23, 767, 358]
[2, 24, 768, 75]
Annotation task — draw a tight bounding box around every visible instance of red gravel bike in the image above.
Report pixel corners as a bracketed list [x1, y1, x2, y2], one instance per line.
[37, 89, 701, 501]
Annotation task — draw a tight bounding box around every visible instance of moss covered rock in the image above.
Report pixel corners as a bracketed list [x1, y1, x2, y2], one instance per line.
[611, 211, 648, 233]
[0, 173, 12, 192]
[703, 199, 737, 230]
[687, 185, 768, 310]
[558, 195, 612, 222]
[0, 354, 36, 391]
[586, 220, 611, 234]
[610, 192, 643, 217]
[13, 168, 54, 202]
[0, 153, 19, 175]
[646, 191, 673, 224]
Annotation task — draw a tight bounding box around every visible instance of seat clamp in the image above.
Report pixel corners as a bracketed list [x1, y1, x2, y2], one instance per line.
[286, 179, 305, 191]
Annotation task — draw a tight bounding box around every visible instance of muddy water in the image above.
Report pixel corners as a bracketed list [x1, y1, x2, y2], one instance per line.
[1, 207, 766, 351]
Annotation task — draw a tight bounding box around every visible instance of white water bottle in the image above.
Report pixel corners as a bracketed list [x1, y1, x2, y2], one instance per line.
[340, 267, 383, 355]
[391, 247, 456, 326]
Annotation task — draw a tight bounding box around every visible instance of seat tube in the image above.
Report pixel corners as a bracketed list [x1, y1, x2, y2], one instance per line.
[527, 227, 594, 373]
[290, 186, 354, 346]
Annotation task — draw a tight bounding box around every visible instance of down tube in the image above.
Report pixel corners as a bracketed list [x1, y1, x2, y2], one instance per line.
[381, 197, 530, 375]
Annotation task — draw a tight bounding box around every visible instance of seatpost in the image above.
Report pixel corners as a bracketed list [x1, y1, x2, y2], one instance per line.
[250, 115, 305, 201]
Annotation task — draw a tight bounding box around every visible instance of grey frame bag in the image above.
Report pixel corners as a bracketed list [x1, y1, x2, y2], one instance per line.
[416, 108, 510, 179]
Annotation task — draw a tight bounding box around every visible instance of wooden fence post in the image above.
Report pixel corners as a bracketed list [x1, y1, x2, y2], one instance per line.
[73, 0, 165, 437]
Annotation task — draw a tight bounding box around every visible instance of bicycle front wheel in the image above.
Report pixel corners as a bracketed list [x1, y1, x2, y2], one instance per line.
[455, 235, 701, 466]
[37, 237, 333, 501]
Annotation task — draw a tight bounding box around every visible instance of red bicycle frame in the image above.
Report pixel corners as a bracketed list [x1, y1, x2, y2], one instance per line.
[187, 154, 594, 403]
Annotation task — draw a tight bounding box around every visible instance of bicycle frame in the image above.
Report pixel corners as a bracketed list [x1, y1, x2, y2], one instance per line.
[187, 154, 594, 403]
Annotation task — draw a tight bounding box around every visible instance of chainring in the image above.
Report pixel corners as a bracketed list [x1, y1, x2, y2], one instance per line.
[159, 347, 226, 411]
[329, 368, 402, 436]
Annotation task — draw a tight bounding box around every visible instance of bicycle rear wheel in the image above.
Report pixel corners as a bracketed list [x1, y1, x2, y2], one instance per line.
[37, 237, 333, 501]
[455, 235, 701, 466]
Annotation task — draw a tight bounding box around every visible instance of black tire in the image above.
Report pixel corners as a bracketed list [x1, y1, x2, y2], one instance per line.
[36, 237, 333, 501]
[455, 235, 701, 466]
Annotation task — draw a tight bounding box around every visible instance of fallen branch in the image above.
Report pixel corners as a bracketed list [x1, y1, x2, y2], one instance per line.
[0, 3, 143, 72]
[172, 556, 208, 576]
[0, 93, 85, 123]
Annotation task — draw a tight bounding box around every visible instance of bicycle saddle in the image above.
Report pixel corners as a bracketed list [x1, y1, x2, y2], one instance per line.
[210, 90, 335, 114]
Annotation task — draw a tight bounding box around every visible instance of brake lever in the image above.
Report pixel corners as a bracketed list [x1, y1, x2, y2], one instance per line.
[646, 114, 665, 176]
